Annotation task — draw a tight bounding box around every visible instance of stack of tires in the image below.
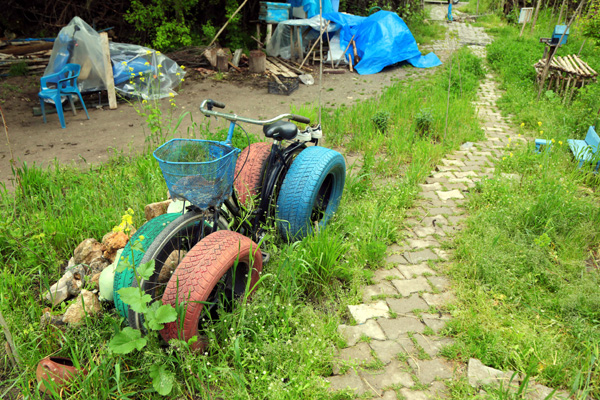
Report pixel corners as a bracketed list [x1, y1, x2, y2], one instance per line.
[112, 144, 345, 351]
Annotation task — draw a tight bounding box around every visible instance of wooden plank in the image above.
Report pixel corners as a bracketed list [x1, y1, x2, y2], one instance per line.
[265, 59, 283, 75]
[574, 55, 596, 76]
[566, 55, 586, 76]
[99, 32, 117, 110]
[275, 57, 305, 75]
[268, 57, 296, 77]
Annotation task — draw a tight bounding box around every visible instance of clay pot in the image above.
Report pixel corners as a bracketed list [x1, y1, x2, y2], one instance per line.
[36, 356, 87, 393]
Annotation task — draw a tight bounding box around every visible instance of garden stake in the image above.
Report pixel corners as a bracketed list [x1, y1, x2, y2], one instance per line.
[578, 38, 586, 56]
[335, 35, 355, 68]
[299, 22, 330, 70]
[530, 0, 542, 33]
[444, 36, 455, 143]
[207, 0, 249, 48]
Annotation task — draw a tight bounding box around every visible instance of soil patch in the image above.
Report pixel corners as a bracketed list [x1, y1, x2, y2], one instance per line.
[0, 58, 445, 191]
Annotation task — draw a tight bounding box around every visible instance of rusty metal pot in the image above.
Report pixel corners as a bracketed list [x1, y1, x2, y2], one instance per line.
[36, 356, 86, 393]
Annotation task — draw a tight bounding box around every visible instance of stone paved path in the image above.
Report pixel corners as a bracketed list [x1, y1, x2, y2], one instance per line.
[324, 13, 563, 400]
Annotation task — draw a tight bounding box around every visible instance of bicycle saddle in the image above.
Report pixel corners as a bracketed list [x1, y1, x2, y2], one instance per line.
[263, 120, 298, 141]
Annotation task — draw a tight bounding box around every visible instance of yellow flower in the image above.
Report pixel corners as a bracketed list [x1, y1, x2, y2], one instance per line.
[130, 73, 135, 77]
[510, 152, 513, 157]
[139, 72, 143, 76]
[158, 64, 163, 68]
[169, 93, 175, 98]
[128, 67, 133, 71]
[176, 72, 181, 76]
[181, 78, 185, 82]
[558, 141, 563, 145]
[520, 123, 525, 127]
[539, 164, 542, 168]
[140, 77, 145, 82]
[121, 61, 127, 66]
[156, 51, 161, 54]
[538, 121, 542, 126]
[540, 131, 543, 135]
[139, 235, 145, 241]
[508, 137, 511, 142]
[142, 99, 148, 104]
[180, 65, 185, 69]
[146, 50, 152, 54]
[551, 138, 555, 143]
[502, 157, 506, 160]
[518, 134, 521, 137]
[144, 61, 150, 66]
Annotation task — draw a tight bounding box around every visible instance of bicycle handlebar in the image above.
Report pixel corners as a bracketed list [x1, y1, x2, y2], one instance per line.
[200, 99, 311, 126]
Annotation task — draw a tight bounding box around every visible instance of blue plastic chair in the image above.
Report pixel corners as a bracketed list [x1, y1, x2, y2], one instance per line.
[38, 63, 89, 129]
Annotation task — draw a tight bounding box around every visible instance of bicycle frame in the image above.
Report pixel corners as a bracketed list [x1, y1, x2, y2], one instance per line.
[199, 99, 318, 241]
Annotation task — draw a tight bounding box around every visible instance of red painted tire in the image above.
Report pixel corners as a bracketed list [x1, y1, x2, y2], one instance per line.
[234, 142, 272, 207]
[160, 230, 262, 351]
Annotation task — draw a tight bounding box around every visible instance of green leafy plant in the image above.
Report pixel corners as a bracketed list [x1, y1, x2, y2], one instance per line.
[9, 62, 28, 77]
[580, 0, 600, 43]
[125, 0, 199, 51]
[109, 237, 178, 395]
[371, 111, 391, 133]
[415, 108, 434, 136]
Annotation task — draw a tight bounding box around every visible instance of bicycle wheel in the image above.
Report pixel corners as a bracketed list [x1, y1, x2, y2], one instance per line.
[127, 211, 229, 330]
[113, 213, 181, 319]
[277, 146, 346, 240]
[234, 142, 272, 208]
[159, 230, 262, 351]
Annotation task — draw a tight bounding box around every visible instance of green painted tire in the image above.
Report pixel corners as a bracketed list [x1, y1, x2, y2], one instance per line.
[113, 213, 181, 320]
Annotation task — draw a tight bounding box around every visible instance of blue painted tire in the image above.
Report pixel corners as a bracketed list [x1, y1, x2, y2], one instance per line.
[113, 213, 181, 320]
[277, 146, 345, 240]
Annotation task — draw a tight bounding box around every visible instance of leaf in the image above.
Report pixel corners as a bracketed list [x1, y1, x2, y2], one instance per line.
[109, 327, 147, 354]
[136, 259, 155, 281]
[115, 257, 132, 273]
[147, 303, 177, 331]
[149, 364, 174, 396]
[117, 287, 151, 313]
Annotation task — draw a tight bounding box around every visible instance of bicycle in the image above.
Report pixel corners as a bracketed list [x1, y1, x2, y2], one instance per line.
[116, 99, 345, 348]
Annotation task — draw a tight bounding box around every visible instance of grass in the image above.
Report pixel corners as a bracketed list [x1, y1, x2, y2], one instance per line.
[445, 9, 600, 399]
[0, 46, 486, 398]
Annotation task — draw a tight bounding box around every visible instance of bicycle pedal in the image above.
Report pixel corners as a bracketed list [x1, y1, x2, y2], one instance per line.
[261, 251, 270, 264]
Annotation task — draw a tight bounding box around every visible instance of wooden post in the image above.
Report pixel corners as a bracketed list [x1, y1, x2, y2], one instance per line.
[265, 24, 273, 47]
[99, 32, 117, 110]
[232, 49, 243, 67]
[249, 50, 266, 73]
[476, 0, 480, 14]
[519, 19, 528, 37]
[217, 51, 229, 72]
[530, 0, 542, 33]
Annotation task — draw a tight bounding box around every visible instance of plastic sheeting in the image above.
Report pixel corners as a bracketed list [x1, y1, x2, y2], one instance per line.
[267, 11, 441, 75]
[43, 17, 185, 100]
[266, 15, 337, 60]
[323, 11, 442, 75]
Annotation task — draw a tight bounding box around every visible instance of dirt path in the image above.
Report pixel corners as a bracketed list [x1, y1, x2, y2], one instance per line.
[0, 55, 443, 191]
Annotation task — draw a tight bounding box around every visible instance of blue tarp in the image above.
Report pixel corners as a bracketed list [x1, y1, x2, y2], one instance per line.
[323, 11, 442, 75]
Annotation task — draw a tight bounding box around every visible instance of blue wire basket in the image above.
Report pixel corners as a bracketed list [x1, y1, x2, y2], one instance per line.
[154, 139, 240, 209]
